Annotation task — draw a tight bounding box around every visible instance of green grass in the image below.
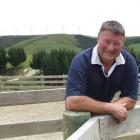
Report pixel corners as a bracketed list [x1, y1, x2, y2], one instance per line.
[10, 34, 81, 55]
[127, 43, 140, 54]
[5, 34, 82, 68]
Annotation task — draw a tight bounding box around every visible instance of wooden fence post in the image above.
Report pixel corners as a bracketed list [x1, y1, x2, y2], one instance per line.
[0, 76, 2, 90]
[63, 111, 90, 140]
[40, 75, 44, 87]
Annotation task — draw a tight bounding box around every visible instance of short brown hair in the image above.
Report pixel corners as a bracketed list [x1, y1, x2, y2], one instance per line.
[98, 20, 125, 36]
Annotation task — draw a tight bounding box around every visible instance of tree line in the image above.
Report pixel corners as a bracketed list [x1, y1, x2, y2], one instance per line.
[0, 47, 76, 75]
[126, 47, 140, 71]
[1, 46, 140, 75]
[0, 47, 26, 74]
[30, 49, 76, 75]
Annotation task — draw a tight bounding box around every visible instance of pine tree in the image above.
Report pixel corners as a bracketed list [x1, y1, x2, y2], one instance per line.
[8, 47, 26, 68]
[30, 49, 46, 73]
[0, 48, 7, 74]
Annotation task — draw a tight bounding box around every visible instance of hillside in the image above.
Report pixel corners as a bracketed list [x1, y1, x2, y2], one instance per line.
[0, 34, 97, 68]
[1, 34, 140, 68]
[127, 43, 140, 54]
[0, 35, 38, 48]
[0, 34, 97, 55]
[1, 34, 140, 53]
[10, 34, 81, 55]
[124, 36, 140, 47]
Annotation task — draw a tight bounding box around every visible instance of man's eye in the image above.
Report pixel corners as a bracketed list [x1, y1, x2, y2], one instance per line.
[104, 40, 110, 44]
[114, 43, 120, 46]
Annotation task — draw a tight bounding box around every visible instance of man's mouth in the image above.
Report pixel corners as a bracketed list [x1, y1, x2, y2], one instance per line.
[104, 51, 115, 56]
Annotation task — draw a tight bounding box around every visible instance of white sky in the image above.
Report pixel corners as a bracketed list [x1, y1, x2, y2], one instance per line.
[0, 0, 140, 37]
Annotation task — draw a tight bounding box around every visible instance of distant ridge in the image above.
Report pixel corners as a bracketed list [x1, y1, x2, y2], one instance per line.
[0, 34, 96, 55]
[0, 34, 140, 55]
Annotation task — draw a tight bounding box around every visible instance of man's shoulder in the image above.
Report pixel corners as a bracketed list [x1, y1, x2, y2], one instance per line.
[76, 47, 93, 59]
[71, 47, 94, 68]
[121, 49, 136, 60]
[121, 49, 137, 66]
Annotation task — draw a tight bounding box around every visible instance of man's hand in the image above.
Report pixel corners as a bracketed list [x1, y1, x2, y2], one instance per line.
[109, 102, 128, 122]
[112, 97, 136, 110]
[110, 97, 136, 122]
[66, 96, 130, 122]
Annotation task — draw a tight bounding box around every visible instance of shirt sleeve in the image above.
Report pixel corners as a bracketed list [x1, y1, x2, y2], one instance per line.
[120, 55, 138, 100]
[66, 54, 88, 97]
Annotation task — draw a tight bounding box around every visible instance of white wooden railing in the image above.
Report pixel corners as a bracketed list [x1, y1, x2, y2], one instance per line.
[67, 105, 140, 140]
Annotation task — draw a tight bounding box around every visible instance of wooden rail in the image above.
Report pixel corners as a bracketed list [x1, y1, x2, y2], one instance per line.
[66, 105, 140, 140]
[0, 75, 67, 91]
[0, 88, 65, 138]
[0, 73, 140, 91]
[0, 88, 65, 106]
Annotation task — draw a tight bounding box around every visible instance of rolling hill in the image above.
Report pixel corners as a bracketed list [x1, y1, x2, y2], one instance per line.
[0, 34, 97, 67]
[127, 43, 140, 54]
[0, 34, 97, 55]
[1, 34, 140, 68]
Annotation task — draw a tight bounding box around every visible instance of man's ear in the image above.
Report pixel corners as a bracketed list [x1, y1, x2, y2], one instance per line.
[97, 32, 100, 41]
[97, 36, 99, 42]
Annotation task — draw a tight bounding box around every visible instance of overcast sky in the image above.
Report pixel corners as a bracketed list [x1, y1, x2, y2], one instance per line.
[0, 0, 139, 36]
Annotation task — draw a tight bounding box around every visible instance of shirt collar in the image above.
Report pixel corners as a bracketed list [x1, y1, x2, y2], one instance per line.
[91, 45, 125, 65]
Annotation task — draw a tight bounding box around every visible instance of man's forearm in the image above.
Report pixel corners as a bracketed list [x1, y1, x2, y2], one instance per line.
[66, 96, 128, 122]
[66, 96, 113, 114]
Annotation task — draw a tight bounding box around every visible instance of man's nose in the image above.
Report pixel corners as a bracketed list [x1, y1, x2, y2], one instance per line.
[107, 42, 114, 50]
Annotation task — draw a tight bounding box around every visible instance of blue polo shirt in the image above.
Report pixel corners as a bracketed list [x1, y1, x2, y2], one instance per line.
[66, 47, 138, 102]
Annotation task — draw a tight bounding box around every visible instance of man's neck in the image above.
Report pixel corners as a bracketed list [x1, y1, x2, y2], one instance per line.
[99, 57, 116, 75]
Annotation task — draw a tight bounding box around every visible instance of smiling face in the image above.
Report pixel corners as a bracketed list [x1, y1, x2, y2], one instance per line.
[97, 31, 124, 65]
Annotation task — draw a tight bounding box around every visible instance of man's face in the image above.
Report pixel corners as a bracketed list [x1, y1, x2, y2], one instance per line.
[97, 31, 124, 64]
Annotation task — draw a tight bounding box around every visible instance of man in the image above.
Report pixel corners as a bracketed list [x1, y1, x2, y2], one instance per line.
[66, 20, 138, 122]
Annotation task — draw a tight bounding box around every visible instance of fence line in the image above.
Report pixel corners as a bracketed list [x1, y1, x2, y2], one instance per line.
[0, 75, 67, 91]
[0, 88, 65, 106]
[1, 73, 140, 91]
